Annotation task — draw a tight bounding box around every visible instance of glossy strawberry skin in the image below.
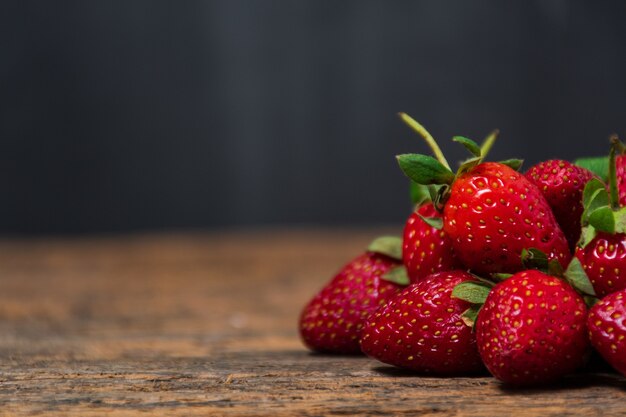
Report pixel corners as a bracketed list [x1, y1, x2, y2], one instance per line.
[476, 270, 589, 385]
[359, 271, 484, 374]
[576, 232, 626, 297]
[525, 160, 596, 250]
[443, 162, 571, 275]
[587, 289, 626, 376]
[402, 203, 460, 283]
[299, 252, 403, 354]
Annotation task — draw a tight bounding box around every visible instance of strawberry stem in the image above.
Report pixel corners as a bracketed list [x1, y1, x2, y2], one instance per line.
[480, 129, 499, 160]
[609, 136, 620, 210]
[613, 135, 626, 155]
[398, 113, 451, 170]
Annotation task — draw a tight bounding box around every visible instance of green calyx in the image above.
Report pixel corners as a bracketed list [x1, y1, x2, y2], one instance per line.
[491, 272, 513, 281]
[382, 266, 410, 286]
[367, 236, 410, 286]
[367, 236, 403, 261]
[397, 154, 456, 186]
[396, 113, 508, 212]
[453, 136, 481, 157]
[575, 156, 609, 181]
[451, 279, 495, 328]
[578, 138, 626, 247]
[563, 257, 596, 297]
[409, 182, 430, 206]
[521, 248, 564, 277]
[498, 159, 524, 171]
[452, 281, 493, 304]
[418, 214, 443, 230]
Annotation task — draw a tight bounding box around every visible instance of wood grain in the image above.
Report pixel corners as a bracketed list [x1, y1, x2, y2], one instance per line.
[0, 230, 625, 416]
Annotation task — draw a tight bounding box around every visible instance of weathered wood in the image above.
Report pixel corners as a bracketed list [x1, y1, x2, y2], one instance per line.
[0, 230, 624, 416]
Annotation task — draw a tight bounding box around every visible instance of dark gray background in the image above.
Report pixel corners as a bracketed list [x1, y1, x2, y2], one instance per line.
[1, 1, 625, 235]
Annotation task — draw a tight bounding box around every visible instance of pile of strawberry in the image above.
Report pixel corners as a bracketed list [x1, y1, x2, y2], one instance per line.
[299, 113, 626, 386]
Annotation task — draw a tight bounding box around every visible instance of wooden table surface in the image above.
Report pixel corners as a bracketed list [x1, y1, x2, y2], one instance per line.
[0, 230, 625, 416]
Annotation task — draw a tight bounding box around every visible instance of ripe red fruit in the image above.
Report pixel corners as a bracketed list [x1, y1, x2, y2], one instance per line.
[476, 270, 589, 385]
[299, 252, 403, 354]
[443, 162, 572, 274]
[575, 233, 626, 297]
[359, 271, 484, 374]
[575, 144, 626, 297]
[402, 202, 459, 283]
[587, 289, 626, 376]
[396, 115, 571, 276]
[525, 159, 596, 250]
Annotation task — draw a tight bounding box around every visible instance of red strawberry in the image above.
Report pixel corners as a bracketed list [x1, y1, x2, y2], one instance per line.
[476, 270, 589, 385]
[587, 289, 626, 376]
[525, 159, 596, 250]
[359, 270, 484, 374]
[396, 114, 571, 275]
[443, 162, 571, 274]
[576, 233, 626, 297]
[299, 243, 404, 354]
[402, 202, 459, 283]
[575, 143, 626, 297]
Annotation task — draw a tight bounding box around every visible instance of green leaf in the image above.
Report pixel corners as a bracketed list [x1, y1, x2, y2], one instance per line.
[563, 257, 595, 296]
[575, 156, 609, 181]
[614, 206, 626, 234]
[456, 156, 482, 176]
[479, 129, 499, 160]
[491, 273, 513, 281]
[368, 236, 403, 261]
[396, 154, 456, 185]
[578, 225, 598, 249]
[409, 181, 430, 206]
[469, 274, 496, 288]
[588, 206, 615, 233]
[451, 282, 491, 304]
[582, 179, 608, 212]
[417, 214, 443, 230]
[453, 136, 481, 157]
[521, 248, 549, 271]
[498, 159, 524, 171]
[460, 304, 482, 328]
[382, 266, 410, 286]
[581, 185, 609, 225]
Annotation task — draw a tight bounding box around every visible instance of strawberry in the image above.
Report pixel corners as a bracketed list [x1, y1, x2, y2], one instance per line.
[444, 162, 571, 274]
[402, 202, 459, 283]
[396, 113, 571, 275]
[587, 289, 626, 376]
[525, 159, 596, 250]
[299, 237, 406, 354]
[576, 233, 626, 297]
[359, 270, 484, 374]
[475, 270, 589, 385]
[575, 142, 626, 297]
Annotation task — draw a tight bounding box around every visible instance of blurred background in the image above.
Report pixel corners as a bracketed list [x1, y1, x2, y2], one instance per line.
[1, 0, 625, 235]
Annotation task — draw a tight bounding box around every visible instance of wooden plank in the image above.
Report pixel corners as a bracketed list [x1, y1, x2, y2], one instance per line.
[0, 230, 624, 416]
